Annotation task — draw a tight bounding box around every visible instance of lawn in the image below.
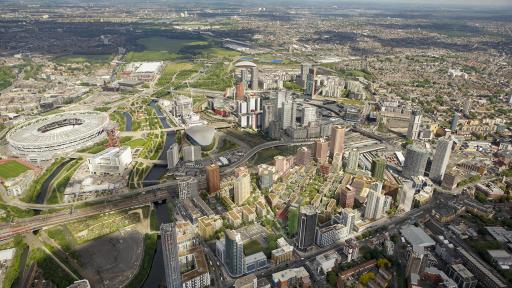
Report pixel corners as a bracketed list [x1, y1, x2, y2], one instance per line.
[0, 201, 35, 220]
[128, 162, 150, 189]
[0, 161, 30, 179]
[243, 239, 264, 256]
[126, 138, 146, 149]
[202, 47, 241, 58]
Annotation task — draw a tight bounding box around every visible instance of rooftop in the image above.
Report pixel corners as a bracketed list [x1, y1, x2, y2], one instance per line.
[185, 125, 215, 147]
[400, 225, 435, 249]
[135, 61, 163, 73]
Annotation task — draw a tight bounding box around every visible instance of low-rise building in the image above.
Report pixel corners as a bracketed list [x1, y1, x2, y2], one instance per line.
[448, 264, 477, 288]
[87, 147, 132, 175]
[183, 145, 202, 162]
[271, 238, 294, 265]
[244, 252, 268, 274]
[488, 250, 512, 269]
[456, 247, 508, 288]
[271, 267, 311, 288]
[315, 224, 349, 247]
[314, 250, 341, 275]
[224, 209, 242, 227]
[241, 206, 256, 223]
[197, 215, 222, 240]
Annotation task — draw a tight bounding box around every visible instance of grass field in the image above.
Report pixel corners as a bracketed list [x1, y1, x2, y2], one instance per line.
[191, 62, 234, 91]
[126, 37, 239, 62]
[126, 138, 146, 149]
[156, 62, 199, 87]
[0, 161, 30, 179]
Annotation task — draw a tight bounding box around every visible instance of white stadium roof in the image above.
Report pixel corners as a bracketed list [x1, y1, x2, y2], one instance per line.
[7, 111, 109, 160]
[234, 61, 257, 68]
[185, 125, 215, 147]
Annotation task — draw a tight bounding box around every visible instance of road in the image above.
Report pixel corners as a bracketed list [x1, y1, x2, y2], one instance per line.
[252, 200, 435, 280]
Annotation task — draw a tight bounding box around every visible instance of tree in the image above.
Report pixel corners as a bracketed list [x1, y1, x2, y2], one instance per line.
[359, 272, 376, 285]
[377, 258, 391, 269]
[327, 271, 337, 287]
[287, 207, 299, 236]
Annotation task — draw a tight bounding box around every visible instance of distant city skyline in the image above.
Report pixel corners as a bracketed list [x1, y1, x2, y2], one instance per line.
[3, 0, 512, 8]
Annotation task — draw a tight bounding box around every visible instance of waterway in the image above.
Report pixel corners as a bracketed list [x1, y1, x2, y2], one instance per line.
[123, 112, 133, 131]
[142, 202, 170, 288]
[36, 158, 74, 204]
[139, 101, 177, 287]
[143, 101, 175, 187]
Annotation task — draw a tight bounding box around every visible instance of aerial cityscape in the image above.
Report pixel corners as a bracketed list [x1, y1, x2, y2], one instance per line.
[0, 0, 511, 287]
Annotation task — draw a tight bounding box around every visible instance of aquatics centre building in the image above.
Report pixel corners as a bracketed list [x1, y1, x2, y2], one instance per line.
[7, 111, 110, 162]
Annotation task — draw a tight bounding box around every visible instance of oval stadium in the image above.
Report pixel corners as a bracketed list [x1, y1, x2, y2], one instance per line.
[7, 111, 110, 162]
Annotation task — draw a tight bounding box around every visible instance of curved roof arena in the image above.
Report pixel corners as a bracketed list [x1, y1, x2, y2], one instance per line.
[185, 125, 215, 147]
[234, 61, 257, 68]
[7, 111, 110, 160]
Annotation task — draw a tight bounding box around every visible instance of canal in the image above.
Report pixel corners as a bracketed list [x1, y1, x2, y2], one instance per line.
[142, 201, 171, 288]
[143, 101, 175, 187]
[36, 158, 74, 204]
[123, 112, 133, 131]
[140, 100, 176, 287]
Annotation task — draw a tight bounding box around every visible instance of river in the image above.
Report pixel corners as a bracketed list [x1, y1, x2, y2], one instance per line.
[36, 158, 74, 204]
[143, 101, 175, 187]
[142, 202, 170, 288]
[123, 112, 133, 131]
[139, 100, 176, 287]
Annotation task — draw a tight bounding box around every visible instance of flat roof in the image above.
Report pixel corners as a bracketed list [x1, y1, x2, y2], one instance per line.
[400, 225, 435, 249]
[135, 61, 162, 73]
